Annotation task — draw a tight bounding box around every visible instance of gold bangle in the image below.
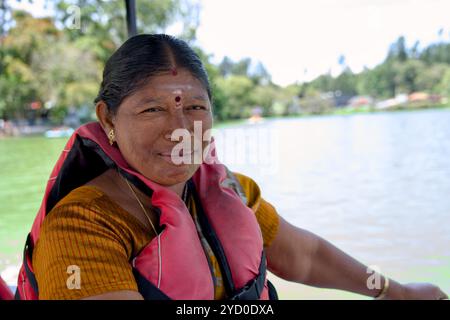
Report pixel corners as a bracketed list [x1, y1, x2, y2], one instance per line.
[374, 276, 390, 300]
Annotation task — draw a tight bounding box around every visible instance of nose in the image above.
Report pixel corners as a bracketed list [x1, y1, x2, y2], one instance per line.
[164, 112, 193, 141]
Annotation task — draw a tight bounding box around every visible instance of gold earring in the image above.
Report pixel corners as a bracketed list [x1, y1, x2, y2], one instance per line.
[108, 129, 115, 146]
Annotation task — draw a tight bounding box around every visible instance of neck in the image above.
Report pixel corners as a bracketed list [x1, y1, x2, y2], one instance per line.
[112, 169, 186, 199]
[166, 181, 186, 198]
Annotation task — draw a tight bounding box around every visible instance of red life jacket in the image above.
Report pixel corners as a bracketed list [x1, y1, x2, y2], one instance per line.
[15, 122, 276, 300]
[0, 276, 13, 300]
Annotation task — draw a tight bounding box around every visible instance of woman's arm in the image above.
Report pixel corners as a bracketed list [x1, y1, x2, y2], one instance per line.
[82, 290, 144, 300]
[266, 215, 448, 299]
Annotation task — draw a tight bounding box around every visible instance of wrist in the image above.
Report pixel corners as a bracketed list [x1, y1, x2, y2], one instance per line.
[371, 276, 405, 300]
[374, 276, 389, 299]
[383, 279, 406, 300]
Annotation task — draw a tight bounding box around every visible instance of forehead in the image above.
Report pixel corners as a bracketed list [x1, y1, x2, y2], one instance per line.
[139, 69, 207, 97]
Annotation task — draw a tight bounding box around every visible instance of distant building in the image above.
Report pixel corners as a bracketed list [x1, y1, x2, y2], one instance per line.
[63, 107, 81, 129]
[349, 96, 374, 108]
[333, 93, 353, 107]
[408, 92, 429, 102]
[375, 94, 408, 110]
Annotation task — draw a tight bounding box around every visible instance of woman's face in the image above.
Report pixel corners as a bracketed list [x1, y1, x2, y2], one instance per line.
[109, 69, 213, 186]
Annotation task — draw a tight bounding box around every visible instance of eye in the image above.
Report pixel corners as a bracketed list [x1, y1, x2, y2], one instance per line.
[188, 105, 207, 111]
[143, 107, 162, 113]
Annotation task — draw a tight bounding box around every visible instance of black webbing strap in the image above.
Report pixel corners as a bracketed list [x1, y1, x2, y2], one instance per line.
[14, 287, 20, 300]
[230, 251, 267, 300]
[267, 280, 279, 300]
[133, 268, 171, 300]
[23, 233, 39, 297]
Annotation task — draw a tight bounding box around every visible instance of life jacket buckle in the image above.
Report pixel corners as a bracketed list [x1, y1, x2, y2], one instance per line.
[229, 277, 260, 300]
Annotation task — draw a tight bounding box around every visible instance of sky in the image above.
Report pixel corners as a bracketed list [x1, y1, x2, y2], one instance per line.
[10, 0, 450, 86]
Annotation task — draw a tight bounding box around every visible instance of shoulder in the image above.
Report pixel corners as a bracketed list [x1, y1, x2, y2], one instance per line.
[45, 186, 132, 230]
[42, 186, 110, 230]
[231, 172, 280, 248]
[39, 185, 150, 256]
[232, 172, 261, 210]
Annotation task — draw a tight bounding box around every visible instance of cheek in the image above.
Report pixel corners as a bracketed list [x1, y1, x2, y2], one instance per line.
[198, 111, 213, 130]
[115, 123, 159, 158]
[202, 117, 213, 140]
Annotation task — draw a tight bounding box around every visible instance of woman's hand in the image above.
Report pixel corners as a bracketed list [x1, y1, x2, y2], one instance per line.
[402, 283, 448, 300]
[386, 283, 448, 300]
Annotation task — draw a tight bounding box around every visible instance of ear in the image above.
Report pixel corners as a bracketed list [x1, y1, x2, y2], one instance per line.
[95, 101, 115, 135]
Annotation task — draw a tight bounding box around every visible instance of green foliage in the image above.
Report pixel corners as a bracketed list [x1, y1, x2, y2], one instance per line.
[307, 36, 450, 104]
[357, 62, 397, 98]
[1, 4, 449, 125]
[387, 36, 408, 62]
[50, 0, 201, 66]
[0, 10, 101, 121]
[309, 68, 357, 97]
[420, 43, 450, 65]
[215, 75, 255, 119]
[436, 68, 450, 96]
[0, 11, 58, 118]
[0, 0, 192, 122]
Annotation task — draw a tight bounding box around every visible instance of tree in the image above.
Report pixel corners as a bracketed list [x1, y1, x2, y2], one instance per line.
[436, 68, 450, 96]
[218, 56, 234, 77]
[193, 46, 228, 120]
[32, 39, 101, 119]
[310, 73, 334, 93]
[231, 58, 251, 77]
[357, 62, 397, 98]
[0, 1, 202, 122]
[0, 10, 60, 119]
[215, 75, 255, 119]
[420, 43, 450, 65]
[417, 63, 450, 94]
[394, 59, 425, 94]
[387, 36, 408, 62]
[0, 10, 100, 121]
[249, 61, 271, 85]
[250, 84, 278, 115]
[53, 0, 199, 62]
[334, 68, 357, 96]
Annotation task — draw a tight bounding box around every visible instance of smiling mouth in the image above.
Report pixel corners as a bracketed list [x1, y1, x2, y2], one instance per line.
[158, 149, 194, 157]
[157, 149, 198, 165]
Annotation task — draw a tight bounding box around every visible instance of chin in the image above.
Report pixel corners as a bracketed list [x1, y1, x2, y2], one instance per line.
[145, 165, 196, 187]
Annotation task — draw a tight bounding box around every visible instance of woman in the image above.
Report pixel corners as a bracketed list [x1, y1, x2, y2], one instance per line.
[16, 34, 447, 300]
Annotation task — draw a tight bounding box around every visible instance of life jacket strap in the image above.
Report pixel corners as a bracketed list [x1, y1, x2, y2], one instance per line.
[134, 250, 273, 300]
[229, 250, 267, 300]
[23, 233, 39, 298]
[132, 268, 171, 300]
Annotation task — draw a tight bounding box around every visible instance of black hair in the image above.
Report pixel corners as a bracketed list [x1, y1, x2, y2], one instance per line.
[94, 34, 212, 114]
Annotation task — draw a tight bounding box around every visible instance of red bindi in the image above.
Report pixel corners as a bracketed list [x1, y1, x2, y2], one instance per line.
[171, 68, 178, 76]
[175, 96, 181, 103]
